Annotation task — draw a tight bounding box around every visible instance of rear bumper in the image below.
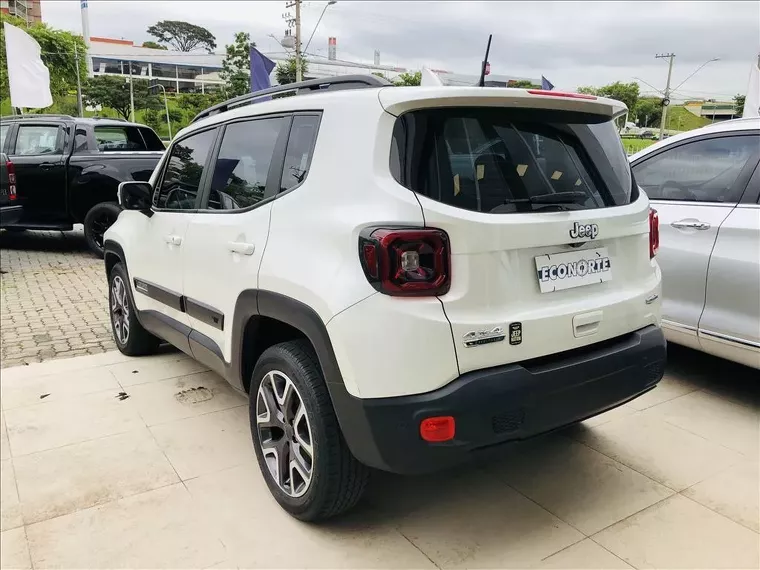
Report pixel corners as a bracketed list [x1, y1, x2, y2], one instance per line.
[0, 205, 23, 227]
[332, 325, 666, 474]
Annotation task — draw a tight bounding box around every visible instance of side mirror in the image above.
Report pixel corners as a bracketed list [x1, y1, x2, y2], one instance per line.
[118, 181, 153, 216]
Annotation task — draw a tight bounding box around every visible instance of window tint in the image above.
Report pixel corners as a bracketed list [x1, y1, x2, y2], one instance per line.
[155, 129, 216, 210]
[206, 118, 285, 210]
[633, 135, 758, 203]
[94, 126, 164, 152]
[391, 108, 635, 214]
[280, 115, 319, 192]
[0, 124, 9, 152]
[14, 125, 62, 155]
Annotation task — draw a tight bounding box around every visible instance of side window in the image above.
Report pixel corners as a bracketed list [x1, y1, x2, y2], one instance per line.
[280, 115, 319, 192]
[14, 125, 63, 155]
[633, 135, 757, 203]
[73, 128, 89, 153]
[155, 129, 216, 210]
[0, 124, 9, 152]
[205, 117, 285, 211]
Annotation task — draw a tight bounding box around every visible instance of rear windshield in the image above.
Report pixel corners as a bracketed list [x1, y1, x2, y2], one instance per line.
[390, 108, 637, 213]
[94, 126, 164, 152]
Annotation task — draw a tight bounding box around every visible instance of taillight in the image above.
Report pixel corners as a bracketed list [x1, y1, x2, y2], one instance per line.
[6, 160, 16, 200]
[359, 227, 451, 296]
[649, 208, 659, 258]
[527, 89, 597, 100]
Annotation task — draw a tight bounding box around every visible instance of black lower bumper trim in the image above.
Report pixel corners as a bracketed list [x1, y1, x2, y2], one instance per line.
[330, 325, 666, 474]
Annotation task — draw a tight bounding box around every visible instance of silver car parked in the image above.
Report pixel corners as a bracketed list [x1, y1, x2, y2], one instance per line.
[630, 118, 760, 369]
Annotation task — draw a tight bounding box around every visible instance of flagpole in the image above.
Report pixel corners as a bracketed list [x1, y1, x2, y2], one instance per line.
[74, 44, 84, 117]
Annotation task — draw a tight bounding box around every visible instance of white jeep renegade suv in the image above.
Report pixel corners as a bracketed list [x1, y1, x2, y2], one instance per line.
[106, 75, 666, 521]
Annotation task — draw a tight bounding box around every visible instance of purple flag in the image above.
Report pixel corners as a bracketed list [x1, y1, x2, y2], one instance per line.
[250, 47, 276, 94]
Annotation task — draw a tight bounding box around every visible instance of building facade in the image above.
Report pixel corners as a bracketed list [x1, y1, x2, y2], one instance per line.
[0, 0, 42, 24]
[86, 37, 409, 95]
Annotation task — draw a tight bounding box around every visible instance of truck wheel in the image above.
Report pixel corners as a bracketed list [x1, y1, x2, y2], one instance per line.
[108, 262, 161, 356]
[84, 202, 121, 257]
[249, 340, 369, 521]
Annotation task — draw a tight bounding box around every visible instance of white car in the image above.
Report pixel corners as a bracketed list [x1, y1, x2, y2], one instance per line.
[105, 76, 665, 521]
[630, 118, 760, 369]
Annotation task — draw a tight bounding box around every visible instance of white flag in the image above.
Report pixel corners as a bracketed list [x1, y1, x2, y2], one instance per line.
[743, 54, 760, 118]
[4, 22, 53, 109]
[420, 67, 443, 87]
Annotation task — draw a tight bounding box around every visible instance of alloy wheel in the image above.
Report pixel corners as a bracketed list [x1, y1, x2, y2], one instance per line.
[256, 370, 315, 497]
[110, 275, 130, 345]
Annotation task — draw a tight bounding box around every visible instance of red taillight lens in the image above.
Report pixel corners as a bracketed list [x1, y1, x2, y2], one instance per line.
[6, 160, 16, 200]
[359, 227, 451, 296]
[649, 208, 659, 258]
[527, 89, 597, 100]
[420, 416, 455, 442]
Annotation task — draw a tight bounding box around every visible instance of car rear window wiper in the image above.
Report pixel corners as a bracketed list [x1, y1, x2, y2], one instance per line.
[500, 191, 590, 205]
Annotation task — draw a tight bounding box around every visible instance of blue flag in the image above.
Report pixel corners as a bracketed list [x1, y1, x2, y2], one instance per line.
[250, 47, 276, 94]
[541, 75, 554, 91]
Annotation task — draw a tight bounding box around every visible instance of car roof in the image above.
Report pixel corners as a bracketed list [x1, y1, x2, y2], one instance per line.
[629, 117, 760, 162]
[185, 85, 628, 140]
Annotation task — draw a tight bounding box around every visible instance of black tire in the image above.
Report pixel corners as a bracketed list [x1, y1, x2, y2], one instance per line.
[249, 340, 369, 521]
[84, 202, 121, 257]
[108, 262, 161, 356]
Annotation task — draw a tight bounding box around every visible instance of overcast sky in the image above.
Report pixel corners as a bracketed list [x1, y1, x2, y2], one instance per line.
[41, 0, 759, 100]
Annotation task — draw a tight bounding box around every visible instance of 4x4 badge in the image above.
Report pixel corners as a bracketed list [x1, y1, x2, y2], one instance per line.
[569, 222, 599, 240]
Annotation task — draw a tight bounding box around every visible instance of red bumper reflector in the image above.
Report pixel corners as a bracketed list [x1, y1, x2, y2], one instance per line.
[420, 416, 455, 442]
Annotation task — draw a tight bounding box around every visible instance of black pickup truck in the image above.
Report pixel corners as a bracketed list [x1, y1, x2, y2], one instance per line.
[0, 115, 164, 255]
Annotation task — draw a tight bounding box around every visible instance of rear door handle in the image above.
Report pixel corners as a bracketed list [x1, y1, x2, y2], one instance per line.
[40, 163, 55, 170]
[671, 220, 711, 231]
[228, 241, 255, 255]
[164, 235, 182, 246]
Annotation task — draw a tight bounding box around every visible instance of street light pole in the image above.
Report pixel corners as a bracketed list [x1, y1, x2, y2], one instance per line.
[155, 83, 172, 139]
[128, 59, 135, 122]
[304, 1, 337, 54]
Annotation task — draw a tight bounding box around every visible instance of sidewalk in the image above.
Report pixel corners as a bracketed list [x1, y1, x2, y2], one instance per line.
[1, 348, 758, 569]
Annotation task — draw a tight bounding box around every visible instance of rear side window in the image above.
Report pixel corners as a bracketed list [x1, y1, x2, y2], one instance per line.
[0, 124, 9, 152]
[391, 108, 636, 214]
[280, 115, 319, 192]
[14, 125, 63, 155]
[633, 135, 758, 203]
[206, 117, 286, 210]
[155, 129, 216, 210]
[94, 126, 164, 152]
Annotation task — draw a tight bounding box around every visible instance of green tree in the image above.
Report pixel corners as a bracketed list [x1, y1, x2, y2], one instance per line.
[146, 20, 216, 53]
[142, 108, 164, 131]
[578, 81, 640, 111]
[507, 79, 541, 88]
[275, 56, 308, 86]
[394, 71, 422, 86]
[141, 41, 167, 50]
[84, 75, 160, 120]
[734, 94, 746, 116]
[0, 13, 87, 105]
[221, 32, 256, 97]
[176, 92, 224, 118]
[633, 97, 662, 127]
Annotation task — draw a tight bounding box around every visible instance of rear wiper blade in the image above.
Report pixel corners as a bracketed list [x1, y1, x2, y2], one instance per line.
[500, 191, 589, 205]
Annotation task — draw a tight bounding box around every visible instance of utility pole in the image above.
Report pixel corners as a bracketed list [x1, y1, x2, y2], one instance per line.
[74, 44, 84, 117]
[294, 0, 302, 82]
[656, 53, 675, 140]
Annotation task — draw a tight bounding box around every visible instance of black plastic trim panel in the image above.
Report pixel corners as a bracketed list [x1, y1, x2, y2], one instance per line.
[132, 278, 184, 312]
[185, 297, 224, 331]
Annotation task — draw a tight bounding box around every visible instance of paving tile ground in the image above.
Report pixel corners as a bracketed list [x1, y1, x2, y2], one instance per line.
[0, 227, 113, 368]
[0, 343, 757, 569]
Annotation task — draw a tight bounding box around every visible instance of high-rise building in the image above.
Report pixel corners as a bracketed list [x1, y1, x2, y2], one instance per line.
[0, 0, 43, 24]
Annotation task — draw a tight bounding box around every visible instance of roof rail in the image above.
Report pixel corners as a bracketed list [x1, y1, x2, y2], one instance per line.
[0, 114, 75, 121]
[91, 117, 128, 122]
[192, 74, 392, 124]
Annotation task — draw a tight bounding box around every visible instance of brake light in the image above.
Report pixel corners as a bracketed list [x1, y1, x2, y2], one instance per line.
[649, 208, 659, 258]
[527, 89, 597, 100]
[359, 227, 451, 296]
[420, 416, 455, 442]
[6, 159, 16, 200]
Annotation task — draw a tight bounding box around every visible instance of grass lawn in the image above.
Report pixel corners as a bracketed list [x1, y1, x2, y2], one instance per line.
[665, 106, 711, 131]
[621, 137, 656, 155]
